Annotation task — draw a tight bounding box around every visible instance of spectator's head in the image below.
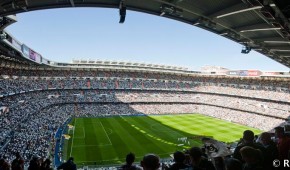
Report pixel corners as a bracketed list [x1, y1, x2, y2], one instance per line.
[15, 152, 21, 159]
[141, 154, 160, 170]
[0, 158, 5, 165]
[67, 157, 74, 163]
[41, 159, 51, 169]
[225, 158, 242, 170]
[189, 147, 203, 162]
[125, 153, 135, 165]
[243, 130, 254, 143]
[173, 151, 185, 163]
[275, 126, 285, 138]
[44, 159, 51, 165]
[240, 146, 262, 164]
[260, 132, 272, 146]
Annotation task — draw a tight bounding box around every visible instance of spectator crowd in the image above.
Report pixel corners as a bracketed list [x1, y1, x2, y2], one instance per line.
[0, 68, 289, 169]
[1, 128, 290, 170]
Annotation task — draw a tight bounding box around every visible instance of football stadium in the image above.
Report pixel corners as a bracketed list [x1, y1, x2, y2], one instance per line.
[0, 0, 290, 170]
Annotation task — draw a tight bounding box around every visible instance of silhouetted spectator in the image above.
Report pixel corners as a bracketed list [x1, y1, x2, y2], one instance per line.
[213, 157, 225, 170]
[224, 158, 242, 170]
[120, 152, 141, 170]
[141, 154, 160, 170]
[167, 151, 190, 170]
[233, 130, 265, 162]
[11, 153, 24, 170]
[28, 156, 40, 170]
[274, 126, 290, 160]
[41, 159, 53, 170]
[57, 157, 76, 170]
[0, 158, 10, 170]
[240, 146, 263, 170]
[259, 132, 278, 170]
[189, 147, 215, 170]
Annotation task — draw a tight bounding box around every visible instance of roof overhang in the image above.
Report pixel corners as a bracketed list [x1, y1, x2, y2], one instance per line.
[0, 0, 289, 68]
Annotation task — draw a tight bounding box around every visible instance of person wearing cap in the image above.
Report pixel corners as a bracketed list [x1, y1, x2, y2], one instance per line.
[57, 157, 76, 170]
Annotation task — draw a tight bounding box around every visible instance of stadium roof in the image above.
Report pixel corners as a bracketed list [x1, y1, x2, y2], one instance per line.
[0, 0, 290, 68]
[71, 59, 188, 71]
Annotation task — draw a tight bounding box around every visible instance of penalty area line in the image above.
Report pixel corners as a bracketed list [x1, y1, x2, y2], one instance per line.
[72, 144, 112, 147]
[99, 120, 112, 145]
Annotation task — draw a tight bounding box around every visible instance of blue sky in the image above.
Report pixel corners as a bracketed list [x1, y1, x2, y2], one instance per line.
[6, 8, 289, 71]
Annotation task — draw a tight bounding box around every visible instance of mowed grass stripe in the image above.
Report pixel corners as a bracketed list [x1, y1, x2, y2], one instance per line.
[120, 116, 175, 155]
[100, 117, 147, 162]
[66, 114, 262, 165]
[149, 114, 261, 142]
[125, 116, 199, 148]
[125, 116, 183, 141]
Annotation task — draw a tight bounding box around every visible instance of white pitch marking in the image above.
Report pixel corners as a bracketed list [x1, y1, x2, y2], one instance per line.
[73, 144, 112, 147]
[99, 120, 112, 145]
[70, 118, 77, 157]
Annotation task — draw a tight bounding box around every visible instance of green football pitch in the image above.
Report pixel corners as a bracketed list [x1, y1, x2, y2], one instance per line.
[64, 114, 261, 165]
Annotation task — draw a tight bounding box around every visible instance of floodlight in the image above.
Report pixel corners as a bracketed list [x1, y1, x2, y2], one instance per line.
[0, 32, 7, 40]
[241, 45, 251, 54]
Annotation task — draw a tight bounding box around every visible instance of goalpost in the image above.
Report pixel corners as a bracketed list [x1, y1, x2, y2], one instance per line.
[68, 124, 75, 134]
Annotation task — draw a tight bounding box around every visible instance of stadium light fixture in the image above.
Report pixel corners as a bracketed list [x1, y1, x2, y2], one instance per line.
[119, 0, 126, 24]
[216, 6, 262, 18]
[240, 28, 281, 33]
[241, 45, 251, 54]
[264, 41, 290, 44]
[160, 4, 183, 17]
[219, 32, 227, 36]
[270, 49, 290, 52]
[160, 12, 166, 16]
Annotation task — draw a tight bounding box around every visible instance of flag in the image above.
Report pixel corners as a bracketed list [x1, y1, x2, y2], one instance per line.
[202, 138, 232, 158]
